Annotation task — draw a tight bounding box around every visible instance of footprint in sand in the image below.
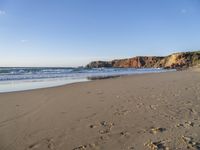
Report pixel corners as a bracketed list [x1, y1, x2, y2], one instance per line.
[114, 108, 130, 116]
[89, 124, 98, 129]
[73, 145, 87, 150]
[181, 136, 200, 149]
[89, 121, 114, 135]
[149, 127, 166, 134]
[176, 121, 194, 128]
[73, 143, 99, 150]
[99, 121, 114, 134]
[27, 138, 56, 150]
[119, 131, 130, 138]
[148, 104, 158, 110]
[144, 140, 170, 150]
[188, 108, 198, 115]
[99, 135, 110, 141]
[128, 146, 135, 149]
[136, 102, 144, 108]
[27, 143, 39, 150]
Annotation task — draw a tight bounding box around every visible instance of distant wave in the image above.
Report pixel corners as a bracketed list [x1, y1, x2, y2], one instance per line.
[0, 67, 176, 93]
[0, 67, 168, 81]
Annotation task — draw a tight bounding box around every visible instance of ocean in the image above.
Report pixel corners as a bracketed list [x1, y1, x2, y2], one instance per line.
[0, 67, 174, 93]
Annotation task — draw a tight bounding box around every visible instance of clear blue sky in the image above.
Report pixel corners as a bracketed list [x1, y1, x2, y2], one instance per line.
[0, 0, 200, 67]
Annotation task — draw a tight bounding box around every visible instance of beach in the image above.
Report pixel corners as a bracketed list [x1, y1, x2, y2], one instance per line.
[0, 69, 200, 150]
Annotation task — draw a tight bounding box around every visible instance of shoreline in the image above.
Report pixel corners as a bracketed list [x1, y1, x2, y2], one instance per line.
[0, 69, 199, 150]
[0, 67, 173, 94]
[0, 70, 175, 95]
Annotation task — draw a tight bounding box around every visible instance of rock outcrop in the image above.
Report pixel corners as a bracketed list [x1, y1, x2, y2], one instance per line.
[111, 56, 164, 68]
[86, 51, 200, 69]
[86, 61, 112, 68]
[155, 51, 200, 69]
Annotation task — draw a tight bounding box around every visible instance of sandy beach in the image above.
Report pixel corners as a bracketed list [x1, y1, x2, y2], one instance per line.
[0, 69, 200, 150]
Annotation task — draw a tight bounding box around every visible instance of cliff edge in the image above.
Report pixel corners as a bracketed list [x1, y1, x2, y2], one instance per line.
[86, 51, 200, 69]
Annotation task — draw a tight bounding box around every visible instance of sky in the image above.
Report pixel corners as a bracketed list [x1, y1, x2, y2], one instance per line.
[0, 0, 200, 67]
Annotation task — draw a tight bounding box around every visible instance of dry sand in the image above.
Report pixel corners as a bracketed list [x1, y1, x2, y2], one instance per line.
[0, 69, 200, 150]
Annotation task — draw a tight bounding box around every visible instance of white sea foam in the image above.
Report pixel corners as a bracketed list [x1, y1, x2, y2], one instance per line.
[0, 67, 174, 93]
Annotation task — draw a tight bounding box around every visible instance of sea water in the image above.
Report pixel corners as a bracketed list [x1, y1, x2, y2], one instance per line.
[0, 67, 174, 93]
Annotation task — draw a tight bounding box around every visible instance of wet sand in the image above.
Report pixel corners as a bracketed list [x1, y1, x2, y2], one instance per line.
[0, 69, 200, 150]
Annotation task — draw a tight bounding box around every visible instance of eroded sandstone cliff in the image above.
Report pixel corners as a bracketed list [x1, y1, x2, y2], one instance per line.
[155, 51, 200, 69]
[86, 51, 200, 69]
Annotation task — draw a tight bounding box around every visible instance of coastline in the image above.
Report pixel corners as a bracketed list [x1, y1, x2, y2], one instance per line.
[0, 70, 174, 94]
[0, 68, 171, 93]
[0, 68, 200, 150]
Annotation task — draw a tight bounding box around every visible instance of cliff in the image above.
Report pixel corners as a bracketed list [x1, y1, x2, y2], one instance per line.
[86, 51, 200, 69]
[155, 51, 200, 69]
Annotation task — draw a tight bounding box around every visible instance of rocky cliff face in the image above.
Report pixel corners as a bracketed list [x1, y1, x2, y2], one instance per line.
[86, 56, 164, 68]
[86, 51, 200, 69]
[155, 51, 200, 69]
[86, 61, 112, 68]
[111, 56, 164, 68]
